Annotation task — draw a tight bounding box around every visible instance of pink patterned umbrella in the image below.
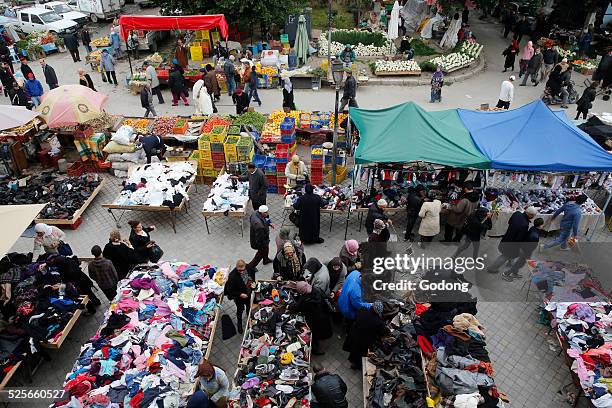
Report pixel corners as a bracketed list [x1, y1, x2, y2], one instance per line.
[37, 85, 108, 128]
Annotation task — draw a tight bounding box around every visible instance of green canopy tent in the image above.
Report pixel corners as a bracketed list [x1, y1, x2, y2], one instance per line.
[350, 102, 491, 169]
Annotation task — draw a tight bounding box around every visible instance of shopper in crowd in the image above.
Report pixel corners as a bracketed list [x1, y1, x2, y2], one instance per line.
[224, 259, 256, 333]
[399, 36, 414, 60]
[143, 60, 164, 104]
[273, 241, 306, 281]
[235, 163, 267, 210]
[344, 301, 388, 369]
[453, 207, 492, 259]
[444, 181, 480, 242]
[326, 257, 346, 297]
[248, 205, 273, 269]
[40, 59, 58, 89]
[140, 81, 157, 118]
[197, 359, 229, 407]
[128, 220, 162, 263]
[340, 240, 361, 274]
[338, 269, 371, 323]
[78, 68, 96, 91]
[339, 68, 358, 110]
[542, 194, 587, 251]
[578, 26, 593, 58]
[462, 6, 469, 24]
[430, 65, 444, 103]
[285, 154, 308, 188]
[247, 64, 262, 106]
[518, 41, 534, 79]
[488, 206, 538, 273]
[502, 9, 516, 38]
[288, 280, 332, 355]
[100, 50, 118, 86]
[81, 26, 92, 53]
[276, 226, 301, 254]
[304, 257, 330, 296]
[204, 63, 220, 103]
[513, 15, 530, 42]
[0, 62, 13, 97]
[311, 364, 349, 408]
[368, 219, 390, 243]
[63, 32, 81, 63]
[365, 199, 390, 235]
[45, 255, 100, 314]
[542, 43, 559, 79]
[175, 39, 189, 69]
[521, 46, 543, 86]
[232, 87, 250, 114]
[103, 230, 137, 280]
[33, 223, 66, 260]
[19, 58, 33, 79]
[24, 73, 43, 107]
[282, 76, 296, 111]
[109, 27, 121, 58]
[418, 195, 442, 245]
[293, 183, 326, 244]
[10, 81, 30, 108]
[502, 39, 519, 72]
[224, 55, 237, 96]
[496, 75, 515, 109]
[127, 31, 140, 60]
[405, 185, 426, 241]
[241, 60, 251, 93]
[212, 41, 228, 65]
[192, 69, 214, 115]
[575, 81, 598, 120]
[0, 41, 12, 73]
[187, 391, 212, 408]
[139, 134, 165, 163]
[168, 65, 189, 106]
[88, 245, 119, 301]
[502, 217, 544, 281]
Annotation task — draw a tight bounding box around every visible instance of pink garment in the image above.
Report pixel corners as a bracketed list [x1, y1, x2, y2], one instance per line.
[567, 349, 592, 384]
[133, 352, 149, 371]
[160, 262, 180, 281]
[521, 41, 534, 60]
[117, 297, 140, 313]
[345, 240, 359, 255]
[124, 311, 140, 329]
[154, 325, 173, 347]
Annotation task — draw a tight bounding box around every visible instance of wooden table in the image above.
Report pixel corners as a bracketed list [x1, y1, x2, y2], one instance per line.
[34, 178, 106, 229]
[43, 296, 89, 350]
[281, 204, 350, 239]
[202, 205, 248, 237]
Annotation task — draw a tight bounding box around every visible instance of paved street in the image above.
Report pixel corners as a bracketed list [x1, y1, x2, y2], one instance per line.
[2, 10, 611, 408]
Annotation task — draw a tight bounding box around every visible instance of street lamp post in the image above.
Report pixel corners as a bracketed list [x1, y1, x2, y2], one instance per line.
[331, 59, 344, 185]
[327, 0, 332, 73]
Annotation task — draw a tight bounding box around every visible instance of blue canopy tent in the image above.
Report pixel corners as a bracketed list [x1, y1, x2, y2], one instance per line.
[457, 100, 612, 172]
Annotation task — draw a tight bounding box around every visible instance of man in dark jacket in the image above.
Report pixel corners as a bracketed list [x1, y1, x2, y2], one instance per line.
[294, 183, 326, 244]
[40, 59, 58, 89]
[365, 199, 389, 235]
[502, 217, 544, 281]
[81, 26, 92, 53]
[168, 66, 188, 106]
[311, 364, 349, 408]
[237, 163, 267, 210]
[232, 87, 249, 114]
[19, 58, 33, 80]
[542, 45, 559, 79]
[0, 62, 14, 97]
[224, 259, 256, 333]
[248, 205, 272, 269]
[502, 9, 516, 38]
[575, 81, 598, 120]
[488, 206, 537, 273]
[343, 301, 389, 369]
[10, 82, 30, 108]
[0, 42, 12, 73]
[88, 245, 119, 301]
[404, 185, 426, 241]
[444, 181, 480, 242]
[223, 56, 236, 96]
[521, 47, 543, 86]
[203, 64, 220, 102]
[63, 33, 81, 62]
[248, 65, 261, 106]
[594, 50, 612, 88]
[339, 68, 358, 111]
[139, 135, 165, 163]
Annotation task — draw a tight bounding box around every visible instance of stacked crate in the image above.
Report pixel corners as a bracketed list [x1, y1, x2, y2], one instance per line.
[310, 145, 324, 185]
[197, 134, 217, 178]
[224, 135, 239, 164]
[274, 140, 297, 195]
[236, 136, 254, 163]
[210, 126, 227, 174]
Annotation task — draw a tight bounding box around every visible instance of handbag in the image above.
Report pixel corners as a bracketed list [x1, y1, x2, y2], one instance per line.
[57, 241, 73, 256]
[148, 244, 164, 263]
[221, 313, 237, 340]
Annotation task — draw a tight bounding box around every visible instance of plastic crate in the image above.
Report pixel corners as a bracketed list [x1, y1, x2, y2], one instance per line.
[189, 151, 200, 161]
[224, 143, 238, 156]
[202, 168, 219, 177]
[228, 125, 241, 135]
[278, 186, 287, 195]
[211, 142, 225, 152]
[173, 120, 189, 134]
[327, 165, 347, 183]
[280, 34, 289, 44]
[310, 176, 323, 185]
[225, 152, 238, 163]
[199, 150, 212, 160]
[311, 158, 323, 167]
[276, 176, 287, 186]
[198, 134, 211, 150]
[210, 134, 226, 143]
[281, 133, 295, 144]
[265, 175, 277, 184]
[212, 151, 226, 160]
[253, 154, 267, 168]
[267, 185, 278, 194]
[200, 158, 214, 169]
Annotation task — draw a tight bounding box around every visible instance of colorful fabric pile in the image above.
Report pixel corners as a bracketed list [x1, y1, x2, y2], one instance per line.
[52, 261, 227, 408]
[229, 281, 311, 408]
[527, 261, 609, 303]
[285, 185, 352, 211]
[484, 189, 600, 215]
[203, 173, 249, 213]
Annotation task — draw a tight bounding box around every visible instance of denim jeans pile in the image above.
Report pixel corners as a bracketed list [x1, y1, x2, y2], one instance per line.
[229, 281, 312, 408]
[52, 261, 226, 408]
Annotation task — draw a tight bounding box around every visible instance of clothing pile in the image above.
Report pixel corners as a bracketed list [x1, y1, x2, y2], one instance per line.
[229, 281, 311, 408]
[113, 162, 196, 208]
[527, 261, 608, 303]
[484, 189, 600, 215]
[203, 173, 249, 213]
[52, 261, 227, 408]
[365, 307, 428, 408]
[0, 173, 102, 219]
[548, 302, 612, 407]
[414, 301, 507, 408]
[285, 185, 351, 211]
[352, 187, 409, 210]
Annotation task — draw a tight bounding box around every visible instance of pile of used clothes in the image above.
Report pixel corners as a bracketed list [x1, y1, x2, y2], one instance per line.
[414, 302, 507, 408]
[203, 173, 249, 213]
[113, 162, 196, 208]
[527, 261, 608, 303]
[285, 185, 351, 211]
[365, 305, 428, 408]
[549, 302, 612, 407]
[484, 189, 600, 215]
[0, 252, 88, 382]
[0, 173, 102, 219]
[229, 281, 311, 408]
[52, 261, 227, 408]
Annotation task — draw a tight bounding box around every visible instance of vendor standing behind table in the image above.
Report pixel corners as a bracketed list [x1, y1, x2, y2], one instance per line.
[338, 45, 355, 68]
[81, 26, 92, 53]
[175, 38, 188, 69]
[293, 183, 326, 244]
[233, 163, 267, 210]
[138, 134, 165, 163]
[285, 154, 308, 188]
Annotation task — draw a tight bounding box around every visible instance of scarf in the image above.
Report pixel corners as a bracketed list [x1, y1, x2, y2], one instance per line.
[281, 243, 302, 279]
[283, 77, 293, 93]
[34, 223, 53, 237]
[289, 162, 303, 177]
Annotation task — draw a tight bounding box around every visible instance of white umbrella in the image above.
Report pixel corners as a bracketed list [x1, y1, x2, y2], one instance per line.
[0, 204, 46, 257]
[388, 1, 401, 41]
[0, 105, 39, 131]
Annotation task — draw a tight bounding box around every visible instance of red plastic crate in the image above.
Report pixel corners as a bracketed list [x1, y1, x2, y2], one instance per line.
[311, 168, 323, 175]
[277, 177, 287, 186]
[310, 176, 323, 184]
[276, 143, 290, 151]
[311, 158, 323, 167]
[211, 152, 225, 160]
[278, 186, 286, 195]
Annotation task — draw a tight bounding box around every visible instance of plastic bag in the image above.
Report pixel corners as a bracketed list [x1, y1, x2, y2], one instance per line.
[111, 125, 135, 146]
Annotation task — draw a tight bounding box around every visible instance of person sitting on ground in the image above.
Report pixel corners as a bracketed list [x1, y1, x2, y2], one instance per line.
[103, 230, 137, 280]
[311, 364, 349, 408]
[340, 240, 361, 274]
[304, 257, 330, 296]
[273, 241, 306, 281]
[197, 359, 229, 408]
[88, 245, 119, 301]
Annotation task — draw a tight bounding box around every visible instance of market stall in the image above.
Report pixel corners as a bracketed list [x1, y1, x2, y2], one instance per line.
[102, 161, 197, 233]
[201, 171, 250, 235]
[52, 261, 227, 408]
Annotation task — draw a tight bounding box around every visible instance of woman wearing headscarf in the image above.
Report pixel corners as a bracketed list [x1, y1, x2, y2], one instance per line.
[33, 223, 66, 260]
[340, 240, 361, 274]
[273, 241, 306, 281]
[282, 77, 296, 111]
[502, 39, 520, 72]
[368, 219, 390, 243]
[275, 226, 301, 254]
[197, 359, 229, 407]
[288, 280, 332, 355]
[326, 257, 347, 298]
[343, 301, 389, 369]
[519, 41, 534, 79]
[224, 259, 256, 333]
[430, 66, 444, 103]
[304, 257, 330, 296]
[103, 230, 137, 280]
[285, 155, 308, 188]
[293, 183, 326, 244]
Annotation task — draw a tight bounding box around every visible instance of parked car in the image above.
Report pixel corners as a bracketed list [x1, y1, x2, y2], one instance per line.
[11, 7, 77, 35]
[66, 0, 120, 22]
[37, 1, 87, 27]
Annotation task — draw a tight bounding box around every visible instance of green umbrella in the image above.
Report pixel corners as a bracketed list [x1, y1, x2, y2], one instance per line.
[294, 14, 309, 66]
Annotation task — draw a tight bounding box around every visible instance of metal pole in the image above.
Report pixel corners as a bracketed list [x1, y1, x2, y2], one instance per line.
[331, 85, 340, 185]
[327, 0, 332, 74]
[587, 190, 611, 241]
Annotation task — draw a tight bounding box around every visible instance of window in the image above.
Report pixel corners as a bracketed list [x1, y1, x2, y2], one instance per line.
[40, 12, 62, 23]
[52, 4, 72, 13]
[20, 13, 30, 22]
[31, 15, 43, 25]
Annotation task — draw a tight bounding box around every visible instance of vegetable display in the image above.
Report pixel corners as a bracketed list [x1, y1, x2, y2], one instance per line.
[554, 46, 576, 61]
[232, 112, 267, 131]
[90, 37, 110, 47]
[428, 52, 474, 71]
[122, 119, 151, 133]
[152, 117, 178, 135]
[201, 117, 232, 134]
[319, 30, 395, 57]
[374, 59, 421, 73]
[459, 42, 483, 58]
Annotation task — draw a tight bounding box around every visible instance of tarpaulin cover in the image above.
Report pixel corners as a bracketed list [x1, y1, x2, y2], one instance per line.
[0, 204, 46, 257]
[350, 102, 491, 169]
[119, 15, 229, 41]
[458, 100, 612, 171]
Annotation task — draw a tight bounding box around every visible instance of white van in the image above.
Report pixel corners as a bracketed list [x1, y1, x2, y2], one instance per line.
[66, 0, 120, 22]
[38, 1, 88, 27]
[14, 7, 77, 34]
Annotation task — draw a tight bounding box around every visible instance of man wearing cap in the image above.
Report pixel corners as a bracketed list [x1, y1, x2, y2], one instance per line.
[488, 206, 538, 274]
[235, 163, 267, 210]
[496, 75, 515, 109]
[339, 68, 358, 111]
[224, 55, 237, 96]
[365, 199, 392, 236]
[24, 72, 43, 107]
[248, 205, 273, 269]
[143, 61, 164, 104]
[232, 87, 250, 114]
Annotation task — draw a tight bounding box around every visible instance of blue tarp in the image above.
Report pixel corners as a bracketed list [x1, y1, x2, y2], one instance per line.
[458, 100, 612, 172]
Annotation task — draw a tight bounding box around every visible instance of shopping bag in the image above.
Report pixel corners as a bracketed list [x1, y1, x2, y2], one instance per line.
[57, 241, 73, 256]
[148, 244, 164, 263]
[221, 313, 236, 340]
